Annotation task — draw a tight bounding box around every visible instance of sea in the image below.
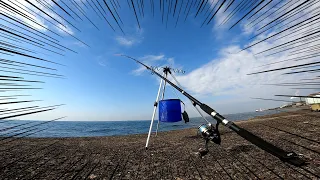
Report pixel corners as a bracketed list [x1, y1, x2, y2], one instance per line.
[0, 109, 296, 138]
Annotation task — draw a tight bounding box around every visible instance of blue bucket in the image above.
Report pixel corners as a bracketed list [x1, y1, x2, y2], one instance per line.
[159, 99, 182, 122]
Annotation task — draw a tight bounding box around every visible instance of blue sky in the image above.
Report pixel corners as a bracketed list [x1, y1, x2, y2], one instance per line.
[1, 0, 317, 120]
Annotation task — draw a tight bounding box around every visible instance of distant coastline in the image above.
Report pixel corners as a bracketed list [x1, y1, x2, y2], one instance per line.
[1, 108, 305, 138]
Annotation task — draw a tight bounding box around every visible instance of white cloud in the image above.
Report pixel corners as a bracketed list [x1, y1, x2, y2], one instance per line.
[56, 24, 74, 35]
[115, 27, 144, 47]
[131, 54, 179, 76]
[98, 60, 107, 67]
[73, 41, 86, 48]
[132, 65, 147, 75]
[115, 36, 135, 46]
[140, 54, 165, 61]
[97, 56, 108, 67]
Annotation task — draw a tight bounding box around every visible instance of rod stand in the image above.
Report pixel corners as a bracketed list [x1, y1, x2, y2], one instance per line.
[145, 72, 166, 149]
[155, 68, 170, 136]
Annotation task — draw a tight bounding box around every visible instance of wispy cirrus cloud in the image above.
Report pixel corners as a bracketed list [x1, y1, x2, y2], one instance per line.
[115, 27, 144, 47]
[56, 24, 74, 35]
[132, 54, 178, 76]
[140, 54, 165, 61]
[98, 59, 107, 67]
[95, 54, 109, 67]
[115, 36, 136, 46]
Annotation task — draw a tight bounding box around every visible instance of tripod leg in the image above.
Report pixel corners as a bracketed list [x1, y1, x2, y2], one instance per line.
[155, 72, 168, 137]
[145, 72, 165, 149]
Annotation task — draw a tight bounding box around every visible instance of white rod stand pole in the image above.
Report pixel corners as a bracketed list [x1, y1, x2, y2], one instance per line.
[145, 72, 165, 149]
[155, 73, 168, 136]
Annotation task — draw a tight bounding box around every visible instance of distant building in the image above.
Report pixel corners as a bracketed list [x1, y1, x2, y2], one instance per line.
[305, 92, 320, 111]
[305, 92, 320, 104]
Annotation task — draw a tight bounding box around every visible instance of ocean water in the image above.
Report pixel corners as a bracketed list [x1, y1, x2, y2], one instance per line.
[0, 109, 293, 138]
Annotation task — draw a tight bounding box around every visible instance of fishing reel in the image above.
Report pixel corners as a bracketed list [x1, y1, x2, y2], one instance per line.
[197, 122, 221, 157]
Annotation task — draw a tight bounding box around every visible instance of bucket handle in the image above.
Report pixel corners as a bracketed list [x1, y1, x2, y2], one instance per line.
[180, 100, 186, 111]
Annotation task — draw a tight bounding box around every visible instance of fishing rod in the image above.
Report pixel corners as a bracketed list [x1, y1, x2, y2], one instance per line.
[118, 54, 305, 166]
